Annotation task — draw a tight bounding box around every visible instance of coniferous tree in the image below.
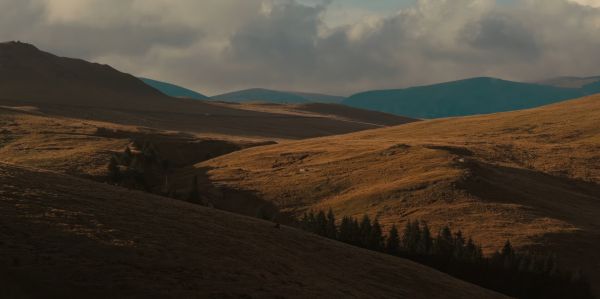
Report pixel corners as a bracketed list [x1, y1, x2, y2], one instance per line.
[315, 210, 328, 237]
[403, 220, 421, 254]
[350, 218, 361, 246]
[123, 146, 133, 165]
[302, 211, 317, 233]
[464, 237, 479, 262]
[188, 175, 200, 203]
[369, 219, 384, 251]
[338, 216, 353, 243]
[435, 226, 454, 257]
[108, 155, 121, 182]
[385, 224, 401, 255]
[500, 240, 516, 269]
[325, 209, 337, 239]
[453, 230, 466, 259]
[417, 222, 433, 255]
[359, 214, 372, 248]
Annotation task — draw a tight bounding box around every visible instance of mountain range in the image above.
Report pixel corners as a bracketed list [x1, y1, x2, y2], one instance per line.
[343, 77, 600, 118]
[145, 76, 600, 120]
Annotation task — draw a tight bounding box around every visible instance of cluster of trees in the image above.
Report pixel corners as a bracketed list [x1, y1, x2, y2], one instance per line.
[108, 141, 208, 205]
[299, 210, 594, 299]
[108, 141, 168, 191]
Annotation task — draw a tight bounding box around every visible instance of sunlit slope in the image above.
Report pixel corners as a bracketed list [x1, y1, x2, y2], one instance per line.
[0, 162, 506, 298]
[202, 95, 600, 283]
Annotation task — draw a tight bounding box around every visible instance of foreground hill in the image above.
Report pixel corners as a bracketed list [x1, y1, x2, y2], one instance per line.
[212, 88, 345, 104]
[0, 162, 506, 298]
[140, 77, 209, 100]
[0, 41, 411, 140]
[201, 95, 600, 287]
[344, 77, 600, 118]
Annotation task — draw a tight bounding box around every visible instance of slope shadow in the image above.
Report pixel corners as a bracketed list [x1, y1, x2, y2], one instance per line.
[455, 160, 600, 289]
[178, 165, 296, 225]
[457, 160, 600, 230]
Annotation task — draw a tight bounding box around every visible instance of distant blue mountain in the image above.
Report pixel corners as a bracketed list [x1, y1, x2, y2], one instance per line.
[212, 88, 345, 104]
[343, 77, 600, 119]
[140, 78, 208, 100]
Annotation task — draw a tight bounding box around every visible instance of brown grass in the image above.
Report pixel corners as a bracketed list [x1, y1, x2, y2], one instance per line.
[0, 162, 507, 298]
[201, 94, 600, 287]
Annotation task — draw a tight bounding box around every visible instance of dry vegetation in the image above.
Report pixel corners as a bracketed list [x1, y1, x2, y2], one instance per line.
[0, 162, 506, 298]
[201, 95, 600, 287]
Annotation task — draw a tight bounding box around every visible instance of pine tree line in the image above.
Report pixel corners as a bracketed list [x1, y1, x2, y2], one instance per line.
[299, 210, 594, 299]
[108, 141, 211, 206]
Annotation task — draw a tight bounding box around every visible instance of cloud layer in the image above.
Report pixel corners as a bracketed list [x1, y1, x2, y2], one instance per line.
[1, 0, 600, 95]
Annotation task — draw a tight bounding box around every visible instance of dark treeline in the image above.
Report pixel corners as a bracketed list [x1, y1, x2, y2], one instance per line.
[299, 210, 594, 299]
[108, 142, 209, 205]
[108, 141, 174, 193]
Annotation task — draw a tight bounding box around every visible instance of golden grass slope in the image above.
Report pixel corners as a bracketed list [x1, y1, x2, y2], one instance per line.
[202, 95, 600, 284]
[0, 106, 265, 179]
[0, 162, 507, 298]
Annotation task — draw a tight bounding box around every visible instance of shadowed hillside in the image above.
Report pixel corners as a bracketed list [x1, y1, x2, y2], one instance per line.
[201, 95, 600, 290]
[0, 42, 413, 140]
[344, 77, 600, 118]
[0, 162, 507, 298]
[140, 77, 209, 100]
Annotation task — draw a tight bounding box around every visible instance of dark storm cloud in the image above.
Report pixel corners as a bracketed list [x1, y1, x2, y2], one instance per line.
[461, 13, 541, 61]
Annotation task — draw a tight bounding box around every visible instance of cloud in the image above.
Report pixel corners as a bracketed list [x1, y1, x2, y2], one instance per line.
[569, 0, 600, 7]
[1, 0, 599, 95]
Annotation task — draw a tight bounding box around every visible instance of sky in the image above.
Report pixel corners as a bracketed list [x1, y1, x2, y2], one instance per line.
[1, 0, 600, 96]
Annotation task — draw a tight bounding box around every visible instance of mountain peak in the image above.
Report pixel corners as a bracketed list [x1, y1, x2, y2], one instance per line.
[0, 41, 41, 52]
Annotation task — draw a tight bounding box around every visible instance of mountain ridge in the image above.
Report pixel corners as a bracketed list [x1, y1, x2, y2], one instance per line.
[212, 88, 345, 104]
[343, 76, 600, 118]
[140, 77, 209, 100]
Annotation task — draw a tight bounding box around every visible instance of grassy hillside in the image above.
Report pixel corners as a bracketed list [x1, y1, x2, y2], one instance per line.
[201, 94, 600, 289]
[0, 106, 266, 180]
[140, 77, 209, 100]
[343, 77, 595, 118]
[0, 162, 506, 298]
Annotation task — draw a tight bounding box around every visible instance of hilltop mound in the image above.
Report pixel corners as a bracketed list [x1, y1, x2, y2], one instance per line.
[0, 41, 164, 107]
[343, 77, 598, 118]
[202, 95, 600, 288]
[0, 162, 505, 298]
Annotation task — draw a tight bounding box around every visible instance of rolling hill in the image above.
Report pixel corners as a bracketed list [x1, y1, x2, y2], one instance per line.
[0, 161, 507, 298]
[537, 76, 600, 88]
[0, 41, 413, 140]
[343, 77, 600, 118]
[140, 77, 209, 100]
[212, 88, 345, 104]
[200, 94, 600, 289]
